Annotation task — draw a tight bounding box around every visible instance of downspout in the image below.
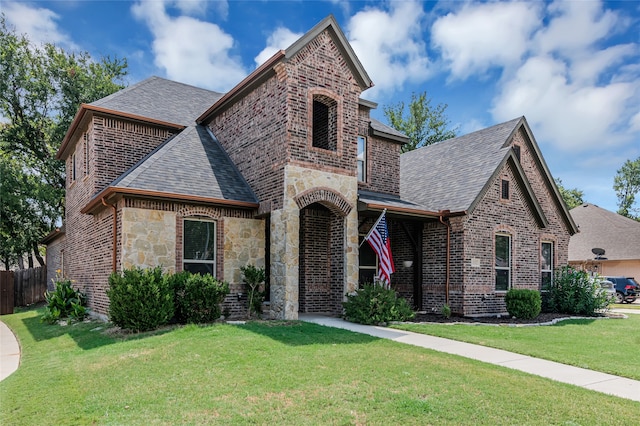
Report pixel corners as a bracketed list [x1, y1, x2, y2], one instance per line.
[439, 212, 450, 306]
[101, 198, 117, 273]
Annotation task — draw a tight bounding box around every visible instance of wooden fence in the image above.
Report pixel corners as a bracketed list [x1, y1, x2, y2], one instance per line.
[0, 267, 47, 315]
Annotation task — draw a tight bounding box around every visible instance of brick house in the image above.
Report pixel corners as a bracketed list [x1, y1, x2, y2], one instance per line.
[51, 16, 577, 319]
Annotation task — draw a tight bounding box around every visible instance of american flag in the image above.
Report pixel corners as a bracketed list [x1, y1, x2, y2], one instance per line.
[365, 211, 395, 288]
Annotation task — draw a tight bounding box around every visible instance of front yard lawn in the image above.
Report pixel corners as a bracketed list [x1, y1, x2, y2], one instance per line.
[393, 314, 640, 381]
[1, 307, 638, 425]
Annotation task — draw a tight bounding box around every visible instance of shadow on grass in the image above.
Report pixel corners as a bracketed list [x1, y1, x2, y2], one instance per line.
[236, 320, 379, 346]
[20, 314, 118, 350]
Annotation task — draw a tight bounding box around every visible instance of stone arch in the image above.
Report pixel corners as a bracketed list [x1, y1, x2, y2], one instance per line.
[294, 187, 353, 217]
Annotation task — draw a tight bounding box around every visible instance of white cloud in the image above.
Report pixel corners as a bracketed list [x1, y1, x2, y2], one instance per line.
[3, 2, 78, 50]
[346, 0, 431, 96]
[131, 0, 245, 92]
[431, 1, 541, 80]
[489, 1, 639, 152]
[254, 27, 303, 67]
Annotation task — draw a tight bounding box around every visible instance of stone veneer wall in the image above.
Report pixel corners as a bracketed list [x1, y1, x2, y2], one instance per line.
[222, 217, 266, 285]
[270, 164, 359, 320]
[120, 208, 176, 272]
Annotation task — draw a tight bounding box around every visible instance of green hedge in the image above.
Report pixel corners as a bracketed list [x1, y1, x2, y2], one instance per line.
[547, 266, 609, 316]
[174, 273, 229, 324]
[505, 289, 541, 319]
[107, 267, 174, 332]
[343, 284, 414, 325]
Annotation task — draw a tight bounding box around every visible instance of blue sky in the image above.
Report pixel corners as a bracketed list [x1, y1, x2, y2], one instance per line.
[4, 0, 639, 213]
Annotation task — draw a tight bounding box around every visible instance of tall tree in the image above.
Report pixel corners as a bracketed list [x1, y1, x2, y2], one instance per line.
[554, 178, 585, 210]
[613, 157, 640, 220]
[383, 91, 458, 152]
[0, 16, 127, 269]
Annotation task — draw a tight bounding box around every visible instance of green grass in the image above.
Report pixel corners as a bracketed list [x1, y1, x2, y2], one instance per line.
[612, 302, 640, 310]
[393, 314, 640, 381]
[1, 307, 639, 425]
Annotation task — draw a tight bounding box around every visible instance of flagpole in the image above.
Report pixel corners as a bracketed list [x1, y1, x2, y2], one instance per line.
[359, 209, 387, 248]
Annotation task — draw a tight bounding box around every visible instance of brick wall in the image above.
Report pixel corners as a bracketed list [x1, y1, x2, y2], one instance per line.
[362, 136, 401, 195]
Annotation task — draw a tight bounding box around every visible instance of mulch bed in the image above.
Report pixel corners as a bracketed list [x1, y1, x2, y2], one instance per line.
[410, 312, 602, 325]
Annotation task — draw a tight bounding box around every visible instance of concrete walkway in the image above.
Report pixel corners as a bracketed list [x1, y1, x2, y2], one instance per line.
[300, 314, 640, 403]
[0, 320, 20, 382]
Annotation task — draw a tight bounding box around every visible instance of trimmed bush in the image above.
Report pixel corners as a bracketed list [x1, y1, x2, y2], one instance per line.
[107, 267, 174, 332]
[547, 266, 609, 316]
[343, 284, 415, 325]
[505, 289, 541, 319]
[174, 274, 229, 324]
[166, 271, 191, 324]
[42, 275, 87, 324]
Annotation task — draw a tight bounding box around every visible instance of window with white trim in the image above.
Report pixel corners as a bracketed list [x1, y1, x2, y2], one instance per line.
[495, 233, 511, 291]
[541, 241, 553, 290]
[358, 234, 377, 285]
[183, 218, 216, 276]
[357, 135, 367, 182]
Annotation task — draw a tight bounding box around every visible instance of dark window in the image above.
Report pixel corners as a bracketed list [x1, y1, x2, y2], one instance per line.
[357, 136, 366, 181]
[71, 153, 76, 182]
[513, 145, 521, 162]
[183, 219, 216, 276]
[312, 95, 337, 151]
[501, 179, 509, 200]
[541, 242, 553, 290]
[359, 234, 377, 285]
[495, 234, 511, 291]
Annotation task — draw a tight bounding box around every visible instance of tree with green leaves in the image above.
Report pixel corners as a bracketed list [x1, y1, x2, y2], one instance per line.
[383, 91, 458, 152]
[0, 16, 127, 269]
[613, 157, 640, 220]
[554, 178, 584, 210]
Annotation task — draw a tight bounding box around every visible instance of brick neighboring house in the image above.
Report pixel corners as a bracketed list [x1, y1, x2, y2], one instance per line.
[568, 203, 640, 279]
[49, 15, 577, 319]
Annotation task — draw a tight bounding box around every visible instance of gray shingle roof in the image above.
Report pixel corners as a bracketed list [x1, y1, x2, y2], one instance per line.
[111, 125, 257, 204]
[400, 117, 522, 212]
[569, 203, 640, 261]
[370, 118, 409, 143]
[91, 76, 223, 126]
[358, 190, 429, 213]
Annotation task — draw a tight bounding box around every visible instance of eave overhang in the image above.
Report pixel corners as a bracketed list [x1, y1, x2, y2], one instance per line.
[81, 187, 259, 215]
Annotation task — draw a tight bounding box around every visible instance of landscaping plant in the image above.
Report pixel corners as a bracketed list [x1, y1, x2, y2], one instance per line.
[174, 273, 229, 324]
[107, 266, 174, 332]
[547, 265, 610, 316]
[41, 272, 87, 324]
[505, 288, 541, 319]
[343, 283, 415, 325]
[240, 264, 266, 319]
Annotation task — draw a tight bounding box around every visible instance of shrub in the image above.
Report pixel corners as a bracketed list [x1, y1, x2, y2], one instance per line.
[505, 289, 541, 319]
[107, 267, 174, 332]
[547, 266, 610, 316]
[240, 265, 266, 319]
[343, 284, 415, 325]
[441, 304, 451, 319]
[41, 274, 87, 324]
[174, 274, 229, 324]
[166, 271, 191, 324]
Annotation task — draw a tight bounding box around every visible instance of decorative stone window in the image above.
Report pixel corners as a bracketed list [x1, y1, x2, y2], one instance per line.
[495, 233, 511, 291]
[312, 94, 338, 151]
[541, 241, 554, 290]
[501, 179, 510, 200]
[183, 218, 216, 276]
[357, 135, 367, 181]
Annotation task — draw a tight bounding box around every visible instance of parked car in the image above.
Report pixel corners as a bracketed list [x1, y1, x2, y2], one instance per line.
[597, 279, 616, 304]
[605, 276, 639, 304]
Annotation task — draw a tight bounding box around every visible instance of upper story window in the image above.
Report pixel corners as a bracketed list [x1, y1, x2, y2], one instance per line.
[312, 95, 337, 151]
[541, 241, 553, 290]
[183, 218, 216, 276]
[513, 145, 521, 162]
[357, 135, 367, 181]
[71, 152, 77, 182]
[84, 133, 90, 176]
[495, 233, 511, 291]
[501, 179, 510, 200]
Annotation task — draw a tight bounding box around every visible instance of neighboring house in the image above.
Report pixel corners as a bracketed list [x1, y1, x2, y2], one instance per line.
[41, 227, 65, 290]
[568, 203, 640, 279]
[50, 16, 576, 319]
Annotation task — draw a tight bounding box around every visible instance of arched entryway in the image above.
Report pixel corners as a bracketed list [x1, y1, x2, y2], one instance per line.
[295, 188, 352, 315]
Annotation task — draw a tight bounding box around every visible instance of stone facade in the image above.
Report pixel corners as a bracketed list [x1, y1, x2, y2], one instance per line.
[121, 208, 176, 272]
